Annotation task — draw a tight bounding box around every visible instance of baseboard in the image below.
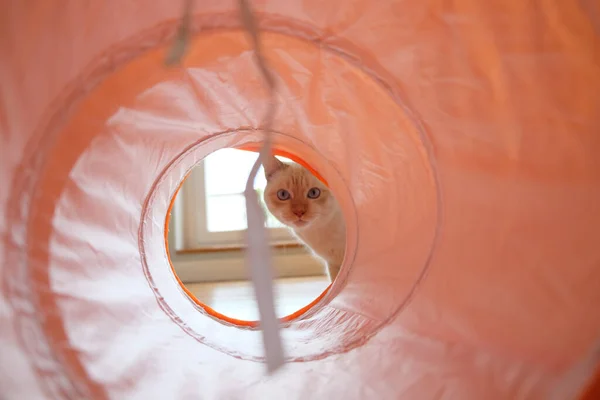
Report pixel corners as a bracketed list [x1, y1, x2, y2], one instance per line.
[172, 248, 325, 283]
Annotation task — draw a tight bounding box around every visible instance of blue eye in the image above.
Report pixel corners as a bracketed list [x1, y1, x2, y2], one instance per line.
[277, 189, 290, 200]
[307, 187, 321, 199]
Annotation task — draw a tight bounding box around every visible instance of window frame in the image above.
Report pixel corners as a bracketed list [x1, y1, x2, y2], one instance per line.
[178, 160, 296, 251]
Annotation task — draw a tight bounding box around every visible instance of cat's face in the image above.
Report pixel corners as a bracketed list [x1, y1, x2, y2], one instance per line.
[263, 157, 335, 230]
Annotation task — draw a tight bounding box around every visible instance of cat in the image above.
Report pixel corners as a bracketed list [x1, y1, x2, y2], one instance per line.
[262, 156, 345, 281]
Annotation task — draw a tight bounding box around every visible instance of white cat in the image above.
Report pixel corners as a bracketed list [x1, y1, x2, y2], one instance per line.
[263, 156, 345, 281]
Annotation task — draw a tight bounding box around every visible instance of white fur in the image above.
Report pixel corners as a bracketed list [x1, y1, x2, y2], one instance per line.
[263, 157, 345, 281]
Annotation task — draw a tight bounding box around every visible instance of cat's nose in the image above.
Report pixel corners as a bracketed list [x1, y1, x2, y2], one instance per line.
[293, 209, 305, 217]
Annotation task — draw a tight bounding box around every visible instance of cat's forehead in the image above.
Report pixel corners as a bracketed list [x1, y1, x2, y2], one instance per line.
[274, 166, 320, 188]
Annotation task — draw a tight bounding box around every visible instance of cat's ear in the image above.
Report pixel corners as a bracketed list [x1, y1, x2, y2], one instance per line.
[263, 156, 286, 180]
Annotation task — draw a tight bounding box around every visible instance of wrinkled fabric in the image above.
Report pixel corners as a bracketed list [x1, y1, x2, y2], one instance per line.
[1, 0, 599, 399]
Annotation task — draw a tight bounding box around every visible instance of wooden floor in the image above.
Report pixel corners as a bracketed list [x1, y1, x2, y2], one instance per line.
[185, 276, 330, 320]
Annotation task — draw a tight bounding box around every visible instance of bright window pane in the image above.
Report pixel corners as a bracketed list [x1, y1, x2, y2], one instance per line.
[203, 148, 291, 233]
[206, 194, 247, 232]
[204, 148, 292, 197]
[204, 149, 258, 196]
[206, 192, 286, 232]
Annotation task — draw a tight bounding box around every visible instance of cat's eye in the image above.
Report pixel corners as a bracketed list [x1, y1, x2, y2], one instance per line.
[307, 187, 321, 199]
[277, 189, 291, 200]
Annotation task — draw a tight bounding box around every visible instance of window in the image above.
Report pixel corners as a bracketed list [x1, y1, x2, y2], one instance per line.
[177, 148, 295, 250]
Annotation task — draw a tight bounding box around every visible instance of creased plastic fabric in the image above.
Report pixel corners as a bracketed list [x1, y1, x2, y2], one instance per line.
[1, 0, 599, 399]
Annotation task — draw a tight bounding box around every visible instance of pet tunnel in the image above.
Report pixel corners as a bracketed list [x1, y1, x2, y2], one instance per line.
[1, 0, 600, 399]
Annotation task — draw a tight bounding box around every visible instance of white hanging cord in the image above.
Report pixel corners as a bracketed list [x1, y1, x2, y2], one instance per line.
[165, 0, 194, 66]
[238, 0, 284, 374]
[166, 0, 284, 373]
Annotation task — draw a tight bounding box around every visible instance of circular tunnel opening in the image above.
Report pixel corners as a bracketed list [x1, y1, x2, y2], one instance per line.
[103, 26, 437, 359]
[165, 147, 346, 324]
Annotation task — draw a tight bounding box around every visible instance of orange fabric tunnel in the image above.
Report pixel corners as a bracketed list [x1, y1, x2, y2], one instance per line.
[1, 1, 600, 399]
